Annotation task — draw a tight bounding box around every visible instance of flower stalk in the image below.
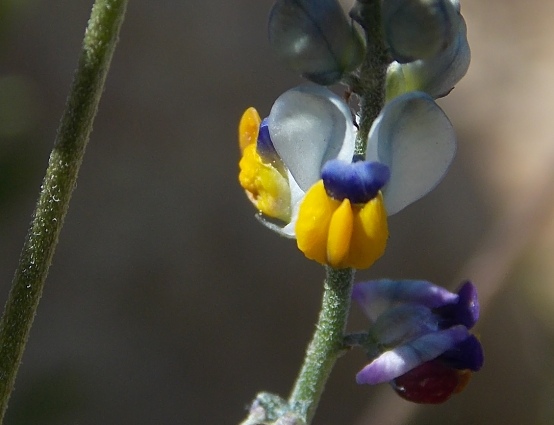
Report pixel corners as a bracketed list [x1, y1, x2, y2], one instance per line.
[238, 0, 474, 421]
[0, 0, 128, 421]
[288, 267, 355, 423]
[349, 0, 390, 157]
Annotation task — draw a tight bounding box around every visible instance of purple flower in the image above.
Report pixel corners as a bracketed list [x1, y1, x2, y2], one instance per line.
[352, 280, 483, 403]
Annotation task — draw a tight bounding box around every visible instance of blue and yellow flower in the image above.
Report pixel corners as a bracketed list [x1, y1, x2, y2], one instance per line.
[352, 280, 483, 403]
[295, 160, 389, 269]
[238, 84, 456, 268]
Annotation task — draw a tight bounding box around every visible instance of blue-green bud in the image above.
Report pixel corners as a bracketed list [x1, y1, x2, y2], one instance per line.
[383, 0, 459, 63]
[268, 0, 365, 85]
[385, 15, 470, 100]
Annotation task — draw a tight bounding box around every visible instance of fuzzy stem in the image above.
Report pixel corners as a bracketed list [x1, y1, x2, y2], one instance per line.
[0, 0, 128, 421]
[288, 267, 355, 424]
[350, 0, 390, 157]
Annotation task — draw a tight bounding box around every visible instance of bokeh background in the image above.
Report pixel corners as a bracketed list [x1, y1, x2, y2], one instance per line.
[2, 0, 554, 424]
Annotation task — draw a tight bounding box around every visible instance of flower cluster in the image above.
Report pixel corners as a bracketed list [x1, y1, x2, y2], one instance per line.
[238, 0, 467, 269]
[353, 280, 483, 403]
[238, 0, 481, 405]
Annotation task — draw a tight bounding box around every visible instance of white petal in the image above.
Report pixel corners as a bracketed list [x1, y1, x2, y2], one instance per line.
[268, 85, 355, 191]
[281, 174, 305, 237]
[367, 92, 456, 215]
[255, 214, 296, 238]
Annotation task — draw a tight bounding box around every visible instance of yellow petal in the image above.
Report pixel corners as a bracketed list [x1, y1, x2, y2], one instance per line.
[239, 144, 291, 221]
[238, 107, 262, 152]
[346, 192, 388, 269]
[326, 198, 354, 268]
[296, 181, 338, 264]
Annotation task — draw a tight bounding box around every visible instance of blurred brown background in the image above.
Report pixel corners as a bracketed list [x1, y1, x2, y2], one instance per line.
[1, 0, 554, 424]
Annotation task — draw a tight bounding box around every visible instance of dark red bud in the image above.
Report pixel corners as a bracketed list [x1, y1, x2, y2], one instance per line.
[391, 359, 470, 404]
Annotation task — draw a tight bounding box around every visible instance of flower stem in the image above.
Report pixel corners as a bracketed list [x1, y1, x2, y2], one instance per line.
[350, 0, 390, 157]
[288, 267, 355, 424]
[0, 0, 127, 421]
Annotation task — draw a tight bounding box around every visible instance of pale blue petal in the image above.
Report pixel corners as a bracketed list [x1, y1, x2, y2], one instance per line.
[366, 91, 456, 215]
[369, 304, 439, 347]
[268, 85, 355, 191]
[449, 0, 461, 13]
[356, 325, 469, 384]
[353, 279, 458, 321]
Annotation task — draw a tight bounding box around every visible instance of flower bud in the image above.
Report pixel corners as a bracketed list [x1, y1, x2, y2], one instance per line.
[385, 15, 470, 99]
[268, 0, 364, 85]
[383, 0, 459, 63]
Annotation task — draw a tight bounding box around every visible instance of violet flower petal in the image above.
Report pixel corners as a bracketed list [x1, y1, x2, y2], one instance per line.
[356, 325, 469, 384]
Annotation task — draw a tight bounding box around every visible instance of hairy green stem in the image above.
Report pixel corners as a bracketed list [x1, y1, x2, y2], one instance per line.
[288, 267, 355, 424]
[0, 0, 128, 420]
[350, 0, 390, 157]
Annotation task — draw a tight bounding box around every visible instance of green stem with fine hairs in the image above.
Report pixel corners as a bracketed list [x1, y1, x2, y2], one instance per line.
[350, 0, 390, 157]
[288, 267, 355, 424]
[0, 0, 128, 421]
